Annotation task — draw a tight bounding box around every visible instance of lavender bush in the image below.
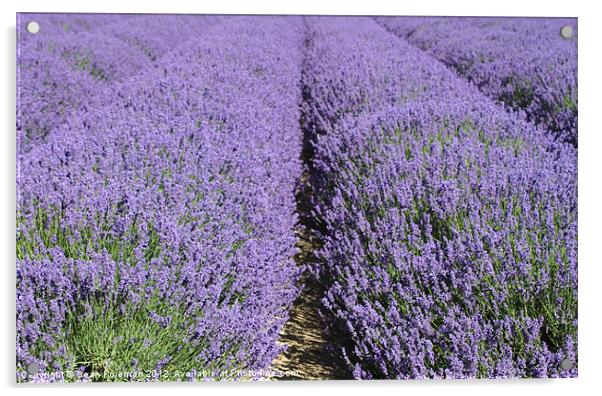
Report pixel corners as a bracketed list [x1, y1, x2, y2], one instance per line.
[377, 17, 578, 145]
[17, 14, 221, 152]
[302, 17, 577, 379]
[17, 15, 303, 382]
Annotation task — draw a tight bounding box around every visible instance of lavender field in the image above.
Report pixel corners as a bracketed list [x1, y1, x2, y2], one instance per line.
[16, 14, 577, 382]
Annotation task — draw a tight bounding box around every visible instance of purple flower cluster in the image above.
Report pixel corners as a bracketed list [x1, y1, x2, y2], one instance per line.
[302, 17, 577, 379]
[17, 15, 303, 382]
[17, 14, 221, 152]
[377, 17, 578, 145]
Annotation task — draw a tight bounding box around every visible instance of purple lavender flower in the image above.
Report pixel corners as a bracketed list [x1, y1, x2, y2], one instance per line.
[377, 16, 578, 145]
[17, 14, 304, 382]
[302, 16, 577, 379]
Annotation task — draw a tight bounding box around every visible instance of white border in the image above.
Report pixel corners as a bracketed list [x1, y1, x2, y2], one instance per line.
[2, 1, 601, 395]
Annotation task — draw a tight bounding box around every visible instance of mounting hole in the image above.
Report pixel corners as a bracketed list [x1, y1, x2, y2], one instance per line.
[560, 25, 573, 39]
[560, 358, 574, 371]
[26, 362, 39, 375]
[26, 21, 40, 34]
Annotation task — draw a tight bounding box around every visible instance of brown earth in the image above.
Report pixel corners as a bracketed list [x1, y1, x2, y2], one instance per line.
[266, 161, 351, 380]
[265, 109, 352, 380]
[268, 235, 350, 380]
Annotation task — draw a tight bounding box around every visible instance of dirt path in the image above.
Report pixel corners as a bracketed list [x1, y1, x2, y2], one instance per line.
[266, 161, 350, 380]
[267, 42, 352, 379]
[268, 235, 350, 380]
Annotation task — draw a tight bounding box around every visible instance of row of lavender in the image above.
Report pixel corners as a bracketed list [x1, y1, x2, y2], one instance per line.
[18, 14, 222, 153]
[377, 17, 578, 145]
[17, 15, 303, 382]
[303, 17, 577, 378]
